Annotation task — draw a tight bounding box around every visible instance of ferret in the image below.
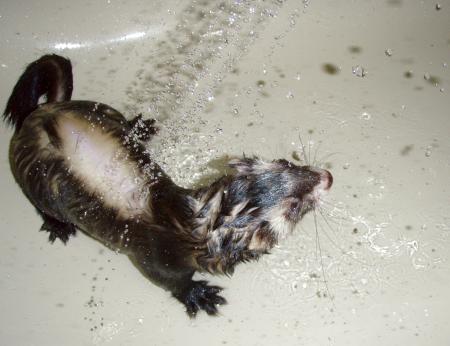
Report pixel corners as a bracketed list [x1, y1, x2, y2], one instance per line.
[3, 54, 333, 317]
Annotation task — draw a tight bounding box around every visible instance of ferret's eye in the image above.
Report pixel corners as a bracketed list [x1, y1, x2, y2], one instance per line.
[284, 199, 302, 221]
[289, 200, 301, 214]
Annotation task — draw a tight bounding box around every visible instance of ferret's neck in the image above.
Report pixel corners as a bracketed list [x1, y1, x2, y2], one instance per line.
[147, 177, 195, 227]
[189, 176, 277, 274]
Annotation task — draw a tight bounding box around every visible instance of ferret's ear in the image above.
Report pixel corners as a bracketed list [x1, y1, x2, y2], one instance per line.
[228, 157, 256, 175]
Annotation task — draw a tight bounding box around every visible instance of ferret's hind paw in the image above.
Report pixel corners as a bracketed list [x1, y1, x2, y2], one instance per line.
[180, 280, 227, 318]
[40, 217, 76, 244]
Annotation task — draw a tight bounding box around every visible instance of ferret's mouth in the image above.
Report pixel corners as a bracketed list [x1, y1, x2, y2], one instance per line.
[285, 169, 334, 221]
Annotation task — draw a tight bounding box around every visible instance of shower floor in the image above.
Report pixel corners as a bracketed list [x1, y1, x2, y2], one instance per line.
[0, 1, 449, 345]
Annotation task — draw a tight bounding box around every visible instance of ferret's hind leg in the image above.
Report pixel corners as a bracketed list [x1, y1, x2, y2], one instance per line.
[174, 280, 227, 317]
[128, 114, 158, 142]
[38, 211, 76, 244]
[130, 246, 226, 317]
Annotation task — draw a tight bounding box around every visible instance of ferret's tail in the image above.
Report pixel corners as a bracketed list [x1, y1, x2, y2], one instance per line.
[3, 54, 73, 131]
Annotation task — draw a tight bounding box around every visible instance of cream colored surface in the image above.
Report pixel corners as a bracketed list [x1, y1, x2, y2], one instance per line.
[1, 1, 449, 345]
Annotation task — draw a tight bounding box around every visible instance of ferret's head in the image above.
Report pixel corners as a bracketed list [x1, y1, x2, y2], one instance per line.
[223, 158, 333, 240]
[192, 157, 333, 273]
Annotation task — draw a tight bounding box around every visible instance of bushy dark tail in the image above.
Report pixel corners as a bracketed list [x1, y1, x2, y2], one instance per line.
[3, 54, 73, 131]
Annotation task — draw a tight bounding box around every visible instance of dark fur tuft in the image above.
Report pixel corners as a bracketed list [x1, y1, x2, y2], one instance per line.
[228, 157, 258, 175]
[3, 54, 73, 131]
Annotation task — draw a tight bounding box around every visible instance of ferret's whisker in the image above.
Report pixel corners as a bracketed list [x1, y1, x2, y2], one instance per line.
[316, 153, 341, 168]
[317, 205, 345, 225]
[308, 139, 312, 166]
[318, 199, 337, 207]
[312, 141, 322, 167]
[314, 211, 334, 305]
[317, 207, 339, 236]
[316, 209, 373, 267]
[297, 133, 309, 165]
[317, 203, 340, 225]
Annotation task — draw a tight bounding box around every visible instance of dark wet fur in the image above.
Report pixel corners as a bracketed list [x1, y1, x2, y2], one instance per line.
[3, 54, 73, 131]
[3, 55, 331, 316]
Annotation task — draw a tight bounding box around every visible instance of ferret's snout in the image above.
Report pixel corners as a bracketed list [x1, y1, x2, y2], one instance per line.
[321, 170, 333, 190]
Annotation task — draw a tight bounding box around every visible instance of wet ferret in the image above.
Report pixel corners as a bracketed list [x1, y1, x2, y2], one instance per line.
[3, 55, 333, 316]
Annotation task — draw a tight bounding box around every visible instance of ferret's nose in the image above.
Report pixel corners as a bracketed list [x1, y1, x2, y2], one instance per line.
[321, 170, 333, 190]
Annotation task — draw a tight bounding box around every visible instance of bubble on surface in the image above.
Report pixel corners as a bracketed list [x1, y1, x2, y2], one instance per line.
[92, 320, 124, 344]
[423, 73, 441, 86]
[352, 65, 366, 77]
[359, 112, 371, 120]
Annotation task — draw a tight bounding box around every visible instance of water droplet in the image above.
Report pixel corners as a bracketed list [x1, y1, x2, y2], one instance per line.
[425, 145, 432, 157]
[440, 87, 444, 92]
[384, 48, 393, 57]
[359, 112, 371, 120]
[290, 18, 296, 27]
[343, 163, 350, 169]
[232, 108, 239, 115]
[435, 3, 442, 10]
[352, 65, 366, 77]
[295, 73, 301, 80]
[423, 73, 431, 81]
[286, 91, 294, 99]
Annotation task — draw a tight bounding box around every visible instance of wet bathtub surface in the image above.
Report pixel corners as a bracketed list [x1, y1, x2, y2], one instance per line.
[1, 1, 449, 345]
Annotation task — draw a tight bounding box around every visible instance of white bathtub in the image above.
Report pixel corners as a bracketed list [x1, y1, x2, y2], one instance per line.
[1, 1, 449, 345]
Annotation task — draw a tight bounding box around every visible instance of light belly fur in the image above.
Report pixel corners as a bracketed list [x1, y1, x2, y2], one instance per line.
[57, 114, 148, 217]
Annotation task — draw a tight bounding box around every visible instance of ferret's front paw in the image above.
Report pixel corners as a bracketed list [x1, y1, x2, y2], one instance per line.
[176, 280, 227, 317]
[129, 114, 158, 141]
